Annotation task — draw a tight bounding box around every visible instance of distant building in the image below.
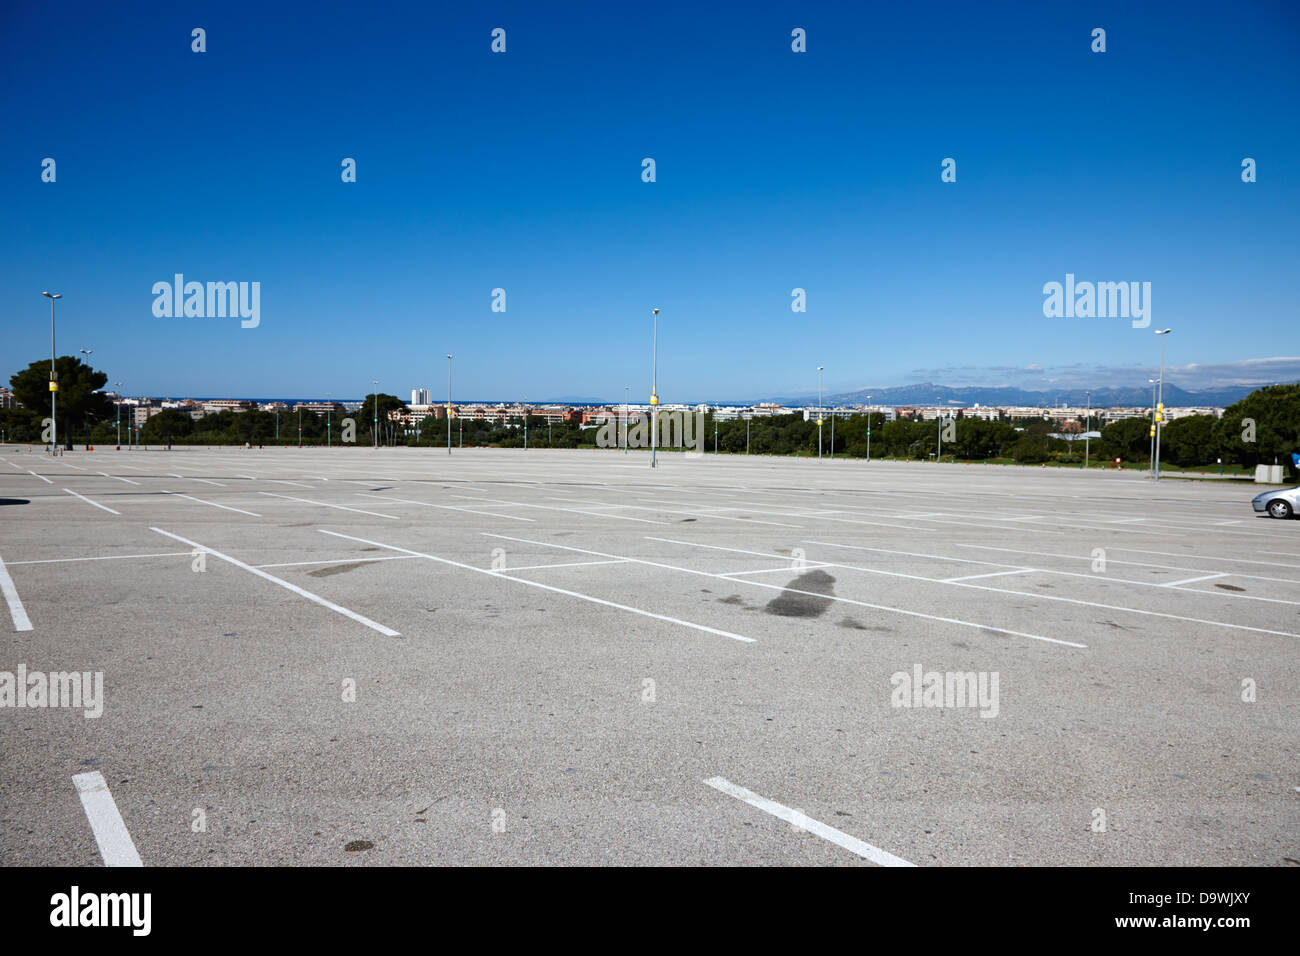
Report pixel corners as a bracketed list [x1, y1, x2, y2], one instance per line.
[202, 399, 252, 414]
[412, 388, 430, 406]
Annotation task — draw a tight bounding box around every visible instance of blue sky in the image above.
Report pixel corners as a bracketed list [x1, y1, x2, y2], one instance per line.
[2, 0, 1297, 402]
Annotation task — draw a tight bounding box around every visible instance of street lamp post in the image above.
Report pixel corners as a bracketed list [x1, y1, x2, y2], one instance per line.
[1154, 329, 1172, 479]
[43, 292, 61, 452]
[866, 394, 872, 462]
[624, 385, 629, 454]
[650, 309, 659, 468]
[447, 355, 453, 456]
[114, 382, 122, 448]
[326, 392, 332, 447]
[817, 367, 824, 460]
[372, 380, 379, 449]
[1147, 378, 1159, 472]
[79, 354, 92, 450]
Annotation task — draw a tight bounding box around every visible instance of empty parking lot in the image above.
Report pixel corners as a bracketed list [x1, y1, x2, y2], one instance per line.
[1, 446, 1296, 866]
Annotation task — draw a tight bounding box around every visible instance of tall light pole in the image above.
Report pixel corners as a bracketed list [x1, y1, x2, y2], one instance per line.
[817, 366, 824, 460]
[43, 292, 61, 451]
[446, 355, 453, 456]
[114, 381, 122, 448]
[650, 309, 659, 468]
[1147, 377, 1159, 472]
[866, 394, 872, 462]
[1154, 329, 1172, 479]
[372, 380, 379, 449]
[523, 397, 528, 450]
[1085, 390, 1091, 469]
[326, 391, 332, 447]
[624, 385, 629, 454]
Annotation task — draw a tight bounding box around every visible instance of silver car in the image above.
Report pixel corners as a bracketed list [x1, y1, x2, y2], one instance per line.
[1252, 485, 1299, 519]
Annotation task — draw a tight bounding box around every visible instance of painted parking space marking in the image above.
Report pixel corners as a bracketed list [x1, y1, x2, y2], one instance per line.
[0, 553, 33, 631]
[258, 491, 399, 519]
[485, 533, 1077, 648]
[62, 488, 121, 515]
[1163, 573, 1230, 588]
[941, 568, 1034, 583]
[161, 490, 261, 516]
[150, 527, 401, 637]
[704, 777, 914, 867]
[72, 772, 144, 867]
[320, 529, 754, 643]
[358, 492, 536, 522]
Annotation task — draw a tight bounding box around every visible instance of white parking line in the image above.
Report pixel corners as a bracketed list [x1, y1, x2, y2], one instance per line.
[98, 472, 141, 485]
[320, 530, 754, 643]
[720, 564, 835, 576]
[1113, 546, 1300, 570]
[160, 490, 262, 516]
[62, 488, 120, 515]
[486, 533, 1078, 647]
[150, 527, 401, 637]
[27, 470, 53, 483]
[501, 559, 629, 572]
[704, 777, 914, 867]
[941, 568, 1034, 583]
[8, 552, 191, 566]
[0, 554, 33, 631]
[358, 492, 536, 522]
[254, 555, 421, 569]
[450, 493, 669, 525]
[952, 543, 1300, 586]
[796, 540, 1300, 640]
[1163, 573, 1230, 588]
[258, 491, 399, 519]
[72, 772, 143, 867]
[168, 473, 225, 486]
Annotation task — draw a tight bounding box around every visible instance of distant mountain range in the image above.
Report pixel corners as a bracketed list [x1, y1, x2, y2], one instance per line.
[765, 382, 1287, 409]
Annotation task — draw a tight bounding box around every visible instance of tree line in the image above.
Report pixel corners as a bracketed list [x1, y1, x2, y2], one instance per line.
[4, 357, 1296, 477]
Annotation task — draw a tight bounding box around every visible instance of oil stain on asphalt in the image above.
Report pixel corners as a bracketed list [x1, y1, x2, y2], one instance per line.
[764, 569, 836, 618]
